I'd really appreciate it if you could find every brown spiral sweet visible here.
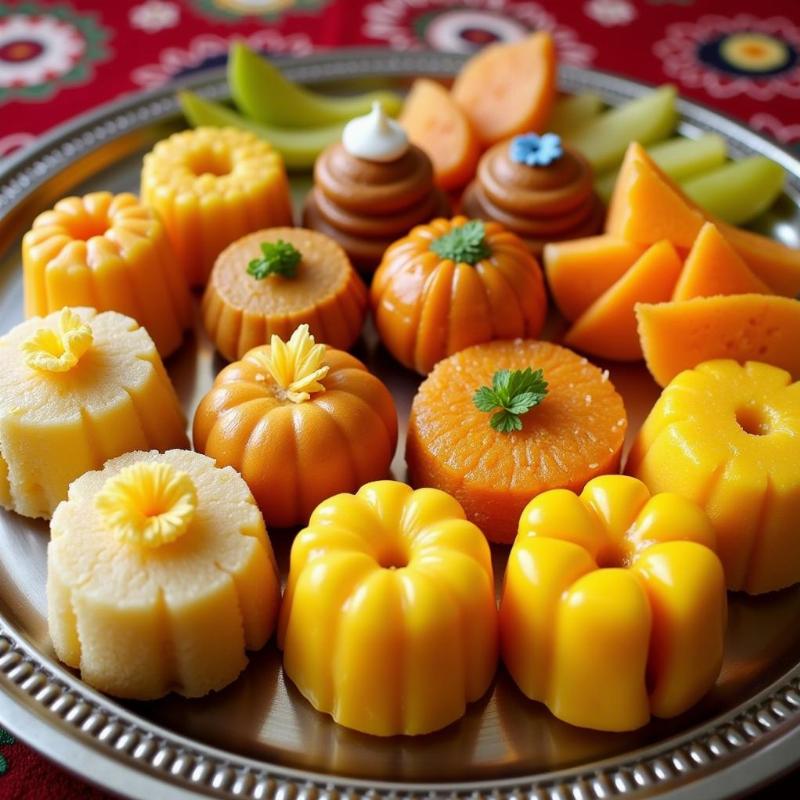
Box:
[303,142,450,273]
[462,139,603,256]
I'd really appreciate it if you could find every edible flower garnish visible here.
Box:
[473,367,549,433]
[22,308,94,373]
[429,219,491,265]
[259,324,329,404]
[247,239,302,279]
[510,132,563,167]
[96,462,198,548]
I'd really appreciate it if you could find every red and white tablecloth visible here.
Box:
[1,0,800,796]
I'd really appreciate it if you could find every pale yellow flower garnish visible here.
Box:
[22,308,94,373]
[260,324,330,404]
[95,462,198,548]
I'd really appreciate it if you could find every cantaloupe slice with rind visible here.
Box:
[673,223,770,300]
[636,294,800,387]
[564,240,683,361]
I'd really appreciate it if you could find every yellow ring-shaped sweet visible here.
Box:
[141,126,293,287]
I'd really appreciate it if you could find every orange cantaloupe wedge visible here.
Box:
[717,224,800,298]
[564,240,683,361]
[452,32,556,146]
[607,143,800,296]
[400,79,481,191]
[606,143,706,248]
[673,222,770,300]
[636,294,800,386]
[543,235,645,321]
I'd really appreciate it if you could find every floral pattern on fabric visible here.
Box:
[189,0,331,23]
[0,2,110,103]
[654,14,800,100]
[0,728,14,775]
[362,0,595,65]
[130,30,313,88]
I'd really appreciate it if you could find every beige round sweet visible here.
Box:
[48,448,281,699]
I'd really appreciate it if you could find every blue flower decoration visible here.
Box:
[509,132,563,167]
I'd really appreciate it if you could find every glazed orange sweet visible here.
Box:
[407,339,627,543]
[371,217,547,375]
[193,325,398,528]
[202,228,368,361]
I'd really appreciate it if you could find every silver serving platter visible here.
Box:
[1,49,800,800]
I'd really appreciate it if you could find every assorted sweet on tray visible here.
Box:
[48,448,280,698]
[193,325,398,527]
[303,102,450,272]
[22,192,192,358]
[141,125,293,286]
[0,307,188,520]
[2,34,800,741]
[202,226,367,361]
[461,133,603,256]
[371,216,546,374]
[628,360,800,595]
[501,475,726,732]
[278,480,498,736]
[407,340,627,543]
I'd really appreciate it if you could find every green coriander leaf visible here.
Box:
[491,410,523,433]
[473,385,501,412]
[247,239,302,280]
[429,220,492,265]
[473,367,549,434]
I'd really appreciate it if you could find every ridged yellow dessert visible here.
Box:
[48,448,281,699]
[141,126,293,287]
[628,359,800,594]
[278,480,498,736]
[22,192,192,358]
[0,308,188,519]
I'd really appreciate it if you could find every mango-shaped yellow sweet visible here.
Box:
[141,126,293,287]
[48,449,280,699]
[278,480,498,736]
[22,192,192,358]
[0,308,188,520]
[500,475,726,732]
[628,359,800,594]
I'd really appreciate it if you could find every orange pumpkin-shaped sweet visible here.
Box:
[193,325,398,528]
[371,216,547,375]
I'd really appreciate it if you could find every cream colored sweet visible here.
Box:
[0,308,188,519]
[48,448,281,699]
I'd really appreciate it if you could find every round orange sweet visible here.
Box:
[371,216,547,375]
[202,227,368,361]
[406,339,627,543]
[193,343,398,528]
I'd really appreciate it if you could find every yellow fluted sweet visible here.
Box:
[48,449,280,699]
[141,126,293,287]
[499,475,727,732]
[0,307,188,519]
[22,192,191,358]
[277,480,498,736]
[628,359,800,594]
